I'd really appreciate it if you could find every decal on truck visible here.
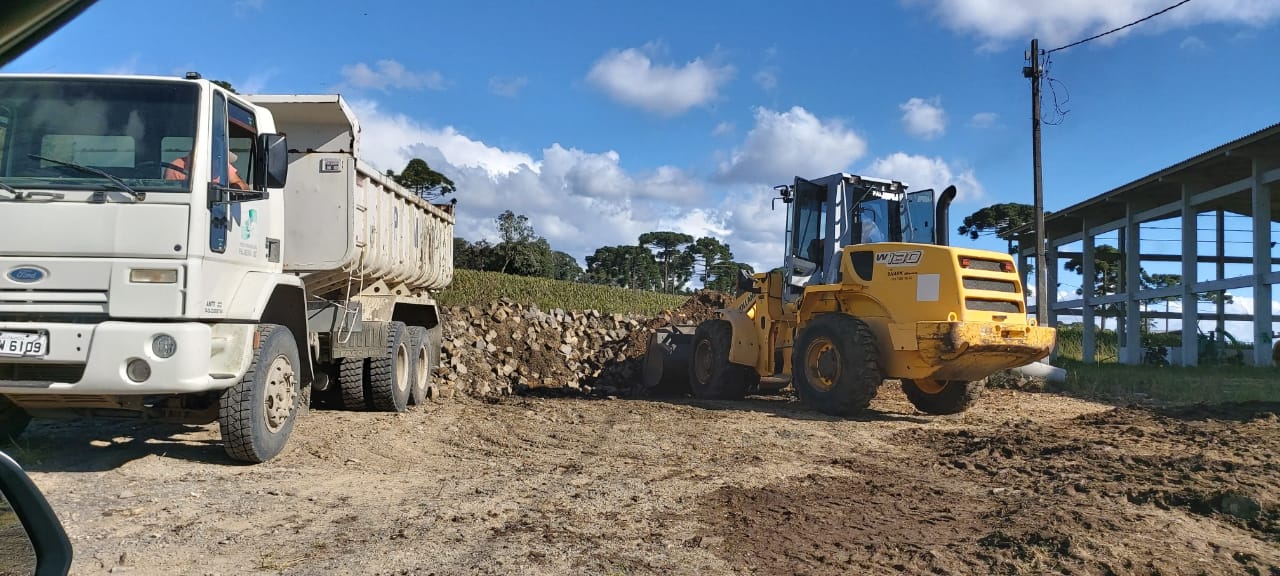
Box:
[875,250,923,267]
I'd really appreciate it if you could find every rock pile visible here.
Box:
[434,291,731,399]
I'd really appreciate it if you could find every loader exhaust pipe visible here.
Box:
[935,185,957,246]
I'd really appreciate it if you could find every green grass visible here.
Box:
[438,269,689,315]
[1052,362,1280,405]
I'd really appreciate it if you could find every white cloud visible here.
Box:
[900,96,947,140]
[864,152,985,203]
[101,55,141,75]
[586,43,734,115]
[1180,35,1208,51]
[718,106,868,184]
[754,67,778,91]
[969,112,999,128]
[711,121,735,137]
[234,0,264,16]
[237,69,277,94]
[911,0,1280,50]
[351,100,750,272]
[341,60,447,92]
[488,75,528,98]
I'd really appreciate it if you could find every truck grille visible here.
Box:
[962,277,1019,293]
[0,290,109,322]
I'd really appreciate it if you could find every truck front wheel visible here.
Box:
[219,324,301,463]
[0,396,30,442]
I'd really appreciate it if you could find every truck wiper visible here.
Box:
[0,181,18,199]
[26,154,145,201]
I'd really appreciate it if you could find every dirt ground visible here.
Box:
[8,386,1280,576]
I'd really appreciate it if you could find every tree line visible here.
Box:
[383,159,754,294]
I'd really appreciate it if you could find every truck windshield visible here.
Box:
[0,78,199,193]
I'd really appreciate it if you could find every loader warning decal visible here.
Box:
[875,249,923,267]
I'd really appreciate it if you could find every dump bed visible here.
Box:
[245,95,454,300]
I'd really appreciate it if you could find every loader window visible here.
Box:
[791,181,826,266]
[904,189,935,244]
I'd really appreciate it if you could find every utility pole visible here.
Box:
[1024,38,1048,326]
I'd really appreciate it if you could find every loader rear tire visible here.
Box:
[0,396,30,443]
[407,326,431,406]
[218,324,300,463]
[689,320,758,400]
[901,378,984,415]
[792,314,882,416]
[369,321,411,412]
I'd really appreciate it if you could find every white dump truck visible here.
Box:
[0,72,454,462]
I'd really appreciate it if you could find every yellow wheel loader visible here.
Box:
[643,173,1056,415]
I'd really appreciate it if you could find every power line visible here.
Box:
[1047,0,1194,54]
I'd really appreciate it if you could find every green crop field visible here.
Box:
[438,269,689,316]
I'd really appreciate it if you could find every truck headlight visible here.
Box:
[152,334,177,359]
[130,269,178,283]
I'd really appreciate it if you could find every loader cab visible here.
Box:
[780,173,943,301]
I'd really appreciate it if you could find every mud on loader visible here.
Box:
[643,173,1056,416]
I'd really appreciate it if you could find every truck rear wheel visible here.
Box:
[901,378,985,415]
[407,326,431,406]
[689,320,758,400]
[791,314,883,416]
[218,324,300,463]
[369,321,411,412]
[338,357,369,411]
[0,396,31,442]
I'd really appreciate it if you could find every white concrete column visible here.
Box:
[1082,220,1097,363]
[1181,183,1199,366]
[1046,245,1059,328]
[1253,158,1275,366]
[1125,203,1143,364]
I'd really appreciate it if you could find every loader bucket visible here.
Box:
[642,324,698,394]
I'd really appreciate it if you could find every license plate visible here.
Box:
[0,331,48,358]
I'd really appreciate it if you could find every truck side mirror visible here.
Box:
[0,450,72,576]
[255,133,288,190]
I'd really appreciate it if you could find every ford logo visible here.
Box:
[7,267,46,283]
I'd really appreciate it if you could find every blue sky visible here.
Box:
[5,0,1279,337]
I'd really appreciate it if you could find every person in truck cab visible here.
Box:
[164,149,248,190]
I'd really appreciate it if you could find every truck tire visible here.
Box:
[407,326,431,406]
[0,396,31,442]
[338,357,369,411]
[901,379,984,415]
[369,321,411,412]
[218,324,301,463]
[688,320,758,400]
[791,314,883,416]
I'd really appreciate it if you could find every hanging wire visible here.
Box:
[1047,0,1194,54]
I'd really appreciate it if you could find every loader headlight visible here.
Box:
[152,334,177,359]
[130,268,178,284]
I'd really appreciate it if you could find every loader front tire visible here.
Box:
[901,378,984,415]
[218,324,301,463]
[792,314,883,416]
[689,320,758,400]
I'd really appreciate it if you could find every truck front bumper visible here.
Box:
[0,321,218,395]
[914,321,1056,382]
